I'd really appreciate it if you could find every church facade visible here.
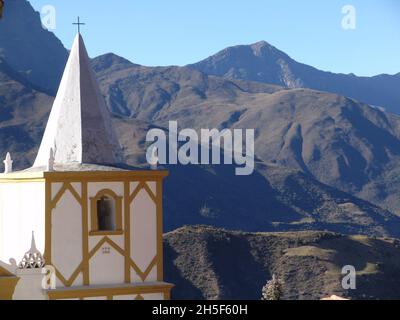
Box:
[0,33,173,300]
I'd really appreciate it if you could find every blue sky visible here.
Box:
[29,0,400,76]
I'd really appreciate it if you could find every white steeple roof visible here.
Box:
[33,33,122,168]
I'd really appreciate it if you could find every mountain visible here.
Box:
[164,226,400,300]
[0,58,53,168]
[92,53,282,120]
[114,109,400,238]
[3,47,400,238]
[0,0,68,93]
[188,41,400,114]
[92,54,400,217]
[2,2,400,239]
[3,55,400,237]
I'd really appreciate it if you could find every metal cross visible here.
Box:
[73,16,85,33]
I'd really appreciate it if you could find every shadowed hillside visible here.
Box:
[0,58,53,168]
[93,54,400,217]
[164,226,400,300]
[0,0,68,93]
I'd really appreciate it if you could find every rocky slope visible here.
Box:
[93,54,400,217]
[164,226,400,300]
[0,58,53,168]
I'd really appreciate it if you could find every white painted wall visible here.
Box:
[143,293,164,300]
[89,243,125,285]
[113,294,136,300]
[13,269,48,300]
[0,178,163,296]
[131,188,157,282]
[0,182,45,264]
[52,187,83,286]
[84,296,107,300]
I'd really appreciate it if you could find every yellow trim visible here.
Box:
[51,182,82,209]
[44,171,168,182]
[47,283,174,300]
[0,172,45,180]
[90,189,123,234]
[0,266,14,276]
[55,268,69,287]
[88,236,125,260]
[41,170,169,291]
[164,289,171,300]
[54,264,84,288]
[143,182,157,203]
[129,181,145,203]
[44,180,52,265]
[127,181,161,281]
[156,179,164,281]
[0,179,45,184]
[82,181,90,285]
[89,230,123,236]
[0,277,20,300]
[129,256,158,282]
[124,180,131,283]
[0,170,168,181]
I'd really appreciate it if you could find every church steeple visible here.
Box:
[33,33,122,168]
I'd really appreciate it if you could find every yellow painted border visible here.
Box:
[0,277,20,300]
[41,170,169,291]
[47,283,174,300]
[45,171,168,182]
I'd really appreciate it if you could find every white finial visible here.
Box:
[150,146,159,170]
[3,152,13,174]
[18,231,45,269]
[29,231,38,254]
[47,148,55,172]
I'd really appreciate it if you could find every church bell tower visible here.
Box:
[0,31,173,300]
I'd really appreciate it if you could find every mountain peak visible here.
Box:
[188,41,400,112]
[249,40,272,49]
[91,53,137,73]
[249,40,285,58]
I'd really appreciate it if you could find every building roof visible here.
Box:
[33,33,123,168]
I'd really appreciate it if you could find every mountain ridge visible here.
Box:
[2,1,400,239]
[188,40,400,113]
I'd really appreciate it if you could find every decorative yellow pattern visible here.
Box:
[50,182,82,209]
[47,283,173,300]
[47,177,163,288]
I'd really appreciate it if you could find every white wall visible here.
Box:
[0,175,167,300]
[13,269,48,300]
[52,186,83,286]
[131,188,157,282]
[0,182,45,264]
